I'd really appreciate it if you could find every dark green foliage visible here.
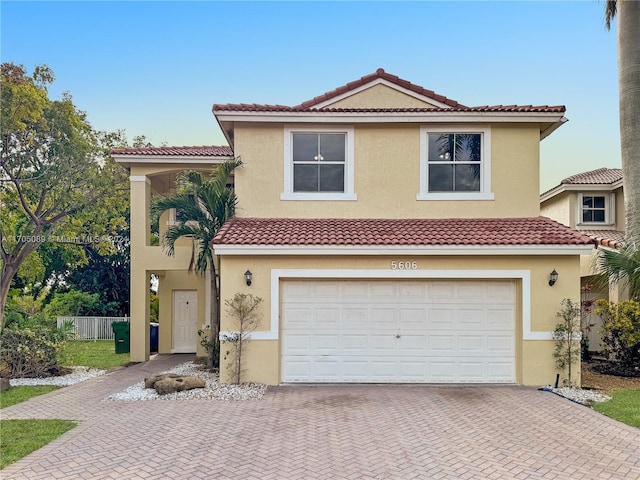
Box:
[596,299,640,368]
[0,326,69,378]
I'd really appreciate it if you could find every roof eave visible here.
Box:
[541,180,624,203]
[212,110,567,126]
[213,244,595,256]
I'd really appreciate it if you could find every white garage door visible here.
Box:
[281,280,516,383]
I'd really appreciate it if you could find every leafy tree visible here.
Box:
[0,63,129,330]
[605,1,640,232]
[43,290,101,322]
[152,158,242,367]
[552,298,582,387]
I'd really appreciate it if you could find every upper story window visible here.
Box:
[282,126,356,201]
[578,192,615,226]
[417,126,493,201]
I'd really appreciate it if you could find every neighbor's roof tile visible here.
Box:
[561,168,623,185]
[111,145,233,156]
[581,230,625,249]
[214,217,595,247]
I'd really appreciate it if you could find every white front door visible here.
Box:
[281,280,516,383]
[172,290,197,353]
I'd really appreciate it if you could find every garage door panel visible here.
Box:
[459,308,487,328]
[371,308,397,330]
[459,335,486,353]
[428,334,456,353]
[428,308,456,328]
[371,334,398,353]
[398,334,427,353]
[487,308,515,329]
[487,335,515,354]
[371,282,398,298]
[342,334,369,352]
[343,307,369,328]
[281,279,516,383]
[399,308,427,329]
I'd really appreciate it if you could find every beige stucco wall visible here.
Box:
[157,271,208,356]
[328,84,438,109]
[217,253,581,387]
[233,123,541,219]
[540,191,572,228]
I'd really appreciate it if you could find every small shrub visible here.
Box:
[553,298,582,386]
[0,327,68,378]
[595,299,640,368]
[221,293,262,385]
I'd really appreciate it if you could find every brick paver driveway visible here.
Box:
[2,354,639,480]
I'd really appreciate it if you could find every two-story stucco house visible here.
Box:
[115,69,595,386]
[540,167,626,350]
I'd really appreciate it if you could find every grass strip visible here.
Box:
[0,419,76,469]
[59,340,130,369]
[0,385,59,409]
[593,389,640,428]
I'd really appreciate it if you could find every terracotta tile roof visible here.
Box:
[296,68,464,109]
[214,217,595,247]
[212,103,566,114]
[212,68,565,114]
[581,230,625,249]
[111,145,233,156]
[561,168,623,186]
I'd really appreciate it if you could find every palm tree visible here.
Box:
[606,0,640,232]
[152,158,242,366]
[596,234,640,300]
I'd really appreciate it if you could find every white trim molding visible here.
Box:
[218,268,554,342]
[417,125,493,201]
[281,125,356,201]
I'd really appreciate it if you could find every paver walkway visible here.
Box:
[2,354,639,479]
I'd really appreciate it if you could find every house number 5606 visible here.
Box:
[390,261,417,270]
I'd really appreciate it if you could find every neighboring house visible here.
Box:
[116,68,595,386]
[540,167,626,351]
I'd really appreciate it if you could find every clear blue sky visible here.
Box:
[1,0,620,191]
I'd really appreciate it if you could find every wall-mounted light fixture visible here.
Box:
[244,270,253,286]
[548,269,558,287]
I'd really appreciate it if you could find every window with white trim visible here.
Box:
[418,126,493,201]
[578,192,615,225]
[282,126,355,201]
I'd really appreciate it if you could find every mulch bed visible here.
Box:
[581,359,640,395]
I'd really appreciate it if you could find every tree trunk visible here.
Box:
[0,263,17,333]
[619,0,640,232]
[209,256,220,368]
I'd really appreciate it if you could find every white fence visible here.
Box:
[57,316,130,341]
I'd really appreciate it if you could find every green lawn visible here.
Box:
[0,419,76,469]
[593,390,640,428]
[0,386,59,409]
[58,340,130,369]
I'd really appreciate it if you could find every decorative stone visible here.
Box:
[154,376,206,395]
[0,377,11,392]
[144,373,180,389]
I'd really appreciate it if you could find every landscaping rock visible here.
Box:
[144,373,180,389]
[0,377,11,392]
[154,376,206,395]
